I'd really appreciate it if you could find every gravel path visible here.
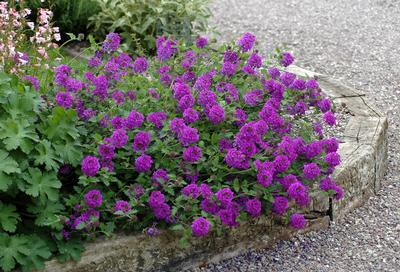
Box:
[193,0,400,271]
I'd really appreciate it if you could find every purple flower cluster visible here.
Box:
[149,191,171,220]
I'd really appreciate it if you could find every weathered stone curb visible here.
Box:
[44,67,388,272]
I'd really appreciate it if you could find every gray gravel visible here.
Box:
[193,0,400,271]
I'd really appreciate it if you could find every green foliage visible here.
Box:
[24,0,101,40]
[89,0,211,54]
[0,72,85,271]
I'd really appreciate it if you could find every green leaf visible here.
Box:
[54,140,82,166]
[0,150,20,175]
[23,168,61,202]
[44,107,80,141]
[27,201,64,229]
[0,233,30,272]
[33,140,60,170]
[0,119,38,153]
[0,173,13,192]
[0,202,20,233]
[22,235,52,270]
[56,237,84,262]
[233,179,240,193]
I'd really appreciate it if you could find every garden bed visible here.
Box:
[43,67,388,272]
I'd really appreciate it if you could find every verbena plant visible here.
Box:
[0,30,343,271]
[52,33,343,246]
[89,0,211,54]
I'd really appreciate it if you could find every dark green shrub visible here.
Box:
[89,0,211,54]
[24,0,100,40]
[0,72,85,272]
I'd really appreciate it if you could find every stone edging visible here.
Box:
[44,67,388,272]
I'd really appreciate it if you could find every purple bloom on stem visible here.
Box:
[195,37,208,48]
[318,98,331,113]
[135,154,153,172]
[183,146,202,162]
[81,156,100,176]
[279,72,296,87]
[323,111,336,126]
[306,79,319,89]
[247,53,263,68]
[272,196,289,215]
[201,199,219,214]
[207,104,225,124]
[225,148,249,169]
[325,152,341,167]
[274,155,290,173]
[182,183,201,199]
[245,199,262,217]
[290,213,307,229]
[111,129,128,148]
[111,116,125,129]
[268,67,280,79]
[219,138,233,152]
[324,138,339,153]
[224,50,239,63]
[178,94,195,111]
[84,189,102,208]
[152,169,169,183]
[102,32,121,53]
[56,92,73,108]
[178,126,199,146]
[149,191,165,209]
[221,61,237,77]
[112,90,125,105]
[281,52,294,67]
[133,57,148,73]
[216,188,234,207]
[183,108,200,124]
[303,163,321,180]
[154,203,171,220]
[132,131,151,152]
[257,169,273,187]
[147,112,167,129]
[114,200,131,213]
[192,217,210,237]
[23,75,40,91]
[237,32,256,52]
[98,144,115,160]
[125,111,145,130]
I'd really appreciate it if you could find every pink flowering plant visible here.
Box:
[50,32,343,246]
[0,1,60,75]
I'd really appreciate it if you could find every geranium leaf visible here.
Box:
[33,140,60,171]
[23,168,61,202]
[0,233,30,272]
[0,119,38,153]
[0,202,21,233]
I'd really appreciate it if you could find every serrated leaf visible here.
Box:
[33,140,60,170]
[0,119,38,153]
[56,237,84,262]
[27,201,64,229]
[0,172,13,192]
[44,107,80,141]
[23,168,61,202]
[0,202,20,233]
[0,233,30,272]
[0,150,20,175]
[23,235,52,270]
[54,140,82,166]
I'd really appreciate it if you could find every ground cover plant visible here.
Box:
[55,33,343,247]
[0,16,344,271]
